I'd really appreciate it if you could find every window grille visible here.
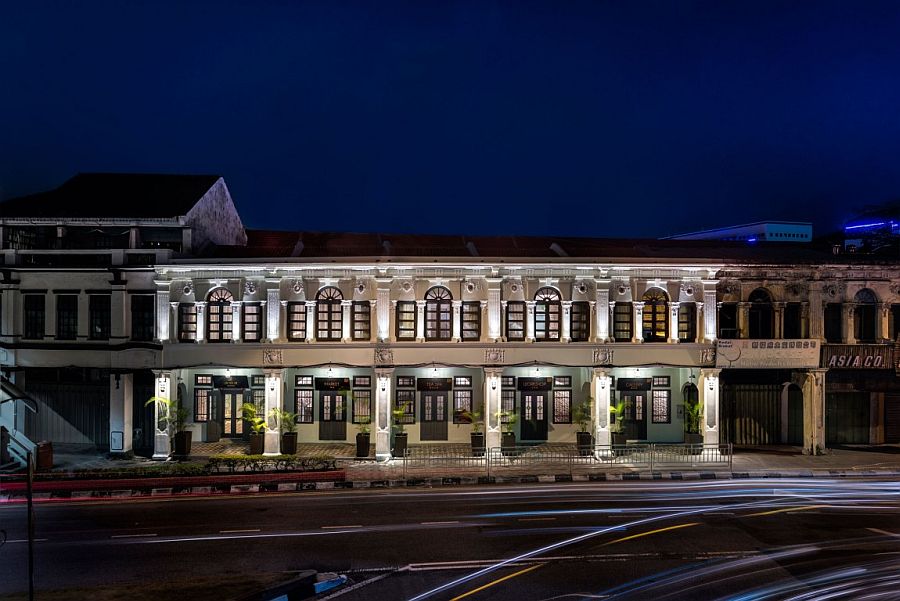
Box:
[395,390,416,423]
[295,389,314,423]
[453,389,473,423]
[352,389,372,423]
[552,389,572,423]
[652,389,670,423]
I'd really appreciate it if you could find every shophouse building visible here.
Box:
[2,174,899,467]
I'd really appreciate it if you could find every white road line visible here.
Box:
[421,521,459,525]
[111,533,158,539]
[6,538,48,543]
[518,517,556,522]
[220,528,261,533]
[868,527,900,538]
[321,525,363,529]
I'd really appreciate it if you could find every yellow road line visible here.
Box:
[449,563,544,601]
[601,522,700,547]
[745,505,821,517]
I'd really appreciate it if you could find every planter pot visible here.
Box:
[356,432,371,458]
[611,432,627,456]
[470,432,485,457]
[501,432,517,457]
[684,432,703,454]
[280,432,298,455]
[393,432,408,458]
[173,431,192,457]
[248,433,264,455]
[576,431,593,456]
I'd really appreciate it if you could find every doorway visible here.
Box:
[620,392,647,440]
[420,392,448,441]
[520,392,548,441]
[220,389,246,438]
[319,391,347,441]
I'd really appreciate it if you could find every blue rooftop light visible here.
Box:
[845,221,887,231]
[746,237,757,243]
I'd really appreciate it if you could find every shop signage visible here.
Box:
[616,378,652,391]
[417,378,453,391]
[716,339,819,369]
[822,344,893,369]
[212,375,250,388]
[315,377,351,391]
[517,377,553,391]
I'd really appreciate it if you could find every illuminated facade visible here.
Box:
[2,175,900,466]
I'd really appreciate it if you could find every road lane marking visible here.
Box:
[868,528,900,538]
[6,538,48,543]
[421,521,459,525]
[220,528,260,533]
[321,525,362,529]
[518,517,556,522]
[601,522,699,547]
[449,563,544,601]
[745,505,821,517]
[111,533,157,538]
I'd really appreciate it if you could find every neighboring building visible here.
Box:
[2,175,899,468]
[664,221,813,243]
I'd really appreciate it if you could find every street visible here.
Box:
[2,478,900,600]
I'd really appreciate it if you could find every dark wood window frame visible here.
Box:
[424,286,453,341]
[461,301,481,341]
[56,294,78,340]
[193,387,211,422]
[130,294,155,341]
[613,302,633,342]
[351,301,371,340]
[452,389,473,423]
[178,303,197,342]
[295,388,314,423]
[552,389,572,424]
[718,303,738,340]
[651,389,671,424]
[88,294,111,340]
[241,302,263,342]
[678,303,696,342]
[395,390,416,423]
[352,389,372,423]
[206,288,234,343]
[396,300,417,340]
[506,301,526,341]
[315,286,344,341]
[534,287,561,342]
[286,301,307,341]
[570,301,590,342]
[641,289,668,342]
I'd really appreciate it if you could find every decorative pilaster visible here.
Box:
[793,369,826,455]
[110,286,127,340]
[695,302,704,343]
[369,300,378,341]
[879,303,891,341]
[487,279,502,341]
[480,300,489,342]
[109,373,133,454]
[608,301,616,341]
[700,368,720,445]
[231,301,241,342]
[305,301,316,342]
[595,284,610,342]
[843,303,856,344]
[632,301,644,343]
[415,300,426,342]
[375,369,394,461]
[525,300,536,342]
[592,368,612,446]
[808,285,825,340]
[801,302,810,339]
[561,300,572,343]
[668,302,680,343]
[737,302,750,339]
[266,284,281,342]
[152,370,174,459]
[451,300,462,342]
[376,279,392,342]
[773,302,785,339]
[484,368,503,450]
[195,302,207,343]
[341,300,352,342]
[169,302,179,341]
[703,285,718,342]
[500,301,508,341]
[263,370,283,455]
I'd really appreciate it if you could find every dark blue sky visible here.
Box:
[3,1,900,238]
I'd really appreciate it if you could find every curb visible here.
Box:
[3,468,900,503]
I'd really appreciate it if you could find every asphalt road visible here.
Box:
[2,478,900,600]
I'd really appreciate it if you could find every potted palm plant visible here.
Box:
[499,410,518,456]
[683,394,704,449]
[355,418,371,458]
[573,397,594,456]
[145,396,192,457]
[609,398,628,448]
[270,408,298,455]
[392,408,408,458]
[459,407,484,457]
[242,402,266,455]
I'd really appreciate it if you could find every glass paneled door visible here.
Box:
[620,392,647,440]
[319,391,347,441]
[521,393,548,441]
[221,389,245,438]
[420,392,448,441]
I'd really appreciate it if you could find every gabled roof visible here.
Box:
[0,173,222,219]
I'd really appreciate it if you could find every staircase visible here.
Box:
[1,377,39,471]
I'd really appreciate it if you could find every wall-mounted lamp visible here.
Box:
[115,373,121,390]
[225,368,231,378]
[600,378,607,390]
[328,365,334,377]
[380,379,387,392]
[491,378,497,391]
[432,363,438,375]
[708,378,715,391]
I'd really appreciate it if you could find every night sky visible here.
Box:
[3,1,900,239]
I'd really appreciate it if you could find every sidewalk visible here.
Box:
[3,445,899,504]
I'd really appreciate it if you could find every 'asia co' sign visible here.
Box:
[821,344,894,369]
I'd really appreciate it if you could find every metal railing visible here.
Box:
[399,443,732,479]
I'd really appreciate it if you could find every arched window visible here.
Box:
[424,286,453,341]
[316,286,344,341]
[207,288,234,342]
[748,288,774,339]
[641,289,668,342]
[534,287,561,341]
[854,288,878,342]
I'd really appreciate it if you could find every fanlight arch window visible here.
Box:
[207,288,234,342]
[854,288,878,342]
[641,288,668,342]
[316,286,344,341]
[534,287,561,341]
[748,288,774,339]
[425,286,453,341]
